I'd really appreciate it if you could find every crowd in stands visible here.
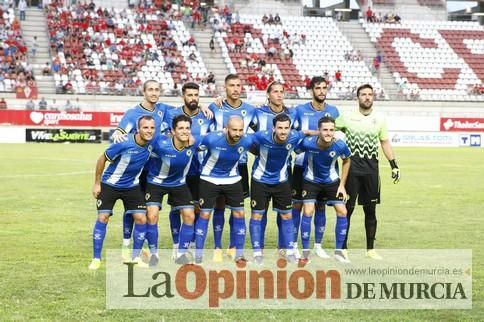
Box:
[0,5,37,93]
[24,96,82,111]
[366,7,401,24]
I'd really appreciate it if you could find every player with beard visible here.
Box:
[336,84,400,261]
[194,116,253,265]
[292,77,340,259]
[164,82,213,259]
[208,74,256,262]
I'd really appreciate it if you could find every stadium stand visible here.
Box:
[46,1,209,96]
[214,14,386,100]
[417,0,445,8]
[0,7,36,93]
[362,19,484,101]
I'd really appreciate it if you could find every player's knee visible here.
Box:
[292,202,302,211]
[200,212,211,219]
[251,213,262,220]
[133,213,147,224]
[232,209,245,218]
[97,213,110,223]
[335,205,347,217]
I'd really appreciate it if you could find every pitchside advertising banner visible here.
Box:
[26,129,102,143]
[389,131,483,148]
[440,117,484,132]
[0,109,124,127]
[105,249,472,310]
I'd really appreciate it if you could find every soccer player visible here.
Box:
[89,116,155,270]
[250,113,304,264]
[111,80,174,258]
[194,116,253,264]
[208,74,256,260]
[164,82,213,258]
[337,84,401,260]
[112,80,212,258]
[292,76,340,259]
[298,116,351,264]
[145,114,201,265]
[251,81,297,252]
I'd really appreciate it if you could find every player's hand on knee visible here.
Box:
[336,186,348,202]
[111,130,127,143]
[389,159,401,184]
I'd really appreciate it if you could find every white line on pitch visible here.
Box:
[0,171,93,178]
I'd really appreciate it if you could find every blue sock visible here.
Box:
[212,208,225,249]
[281,217,294,249]
[314,207,326,244]
[123,212,134,239]
[132,223,147,259]
[292,206,301,246]
[146,223,158,255]
[92,220,107,259]
[178,223,194,254]
[195,216,210,258]
[300,215,312,250]
[277,213,284,248]
[249,217,262,252]
[233,217,246,257]
[229,213,235,248]
[169,209,181,244]
[260,210,268,249]
[335,216,348,249]
[191,210,200,243]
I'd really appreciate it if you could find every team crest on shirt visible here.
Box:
[238,147,244,154]
[286,144,292,150]
[324,112,331,117]
[198,119,204,125]
[186,150,192,156]
[96,199,102,207]
[145,193,151,201]
[148,145,153,153]
[157,111,163,118]
[329,151,336,158]
[241,110,247,116]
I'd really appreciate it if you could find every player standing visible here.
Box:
[249,113,304,264]
[292,77,340,259]
[194,116,253,264]
[298,116,351,264]
[337,84,400,260]
[208,74,256,260]
[89,116,155,270]
[164,82,213,258]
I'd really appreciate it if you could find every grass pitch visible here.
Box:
[0,144,483,321]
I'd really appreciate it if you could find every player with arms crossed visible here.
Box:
[145,114,201,266]
[337,84,401,261]
[298,116,351,264]
[89,116,155,270]
[249,113,304,264]
[194,116,253,264]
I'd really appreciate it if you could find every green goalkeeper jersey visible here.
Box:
[336,110,388,175]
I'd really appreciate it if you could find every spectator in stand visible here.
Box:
[18,0,27,21]
[38,97,48,110]
[0,98,6,109]
[267,46,277,58]
[209,36,215,53]
[335,70,342,82]
[50,98,59,111]
[274,13,281,25]
[26,99,35,110]
[65,99,76,111]
[262,14,268,24]
[267,14,274,25]
[31,36,38,57]
[206,71,215,85]
[63,79,74,94]
[366,7,373,22]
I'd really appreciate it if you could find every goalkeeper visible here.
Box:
[336,84,401,261]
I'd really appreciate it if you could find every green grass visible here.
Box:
[0,144,483,321]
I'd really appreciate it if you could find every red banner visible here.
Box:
[16,86,39,99]
[440,117,484,132]
[0,109,124,127]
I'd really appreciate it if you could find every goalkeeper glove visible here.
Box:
[389,159,401,184]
